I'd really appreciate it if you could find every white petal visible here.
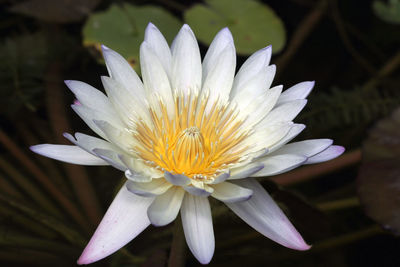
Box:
[202,28,234,84]
[229,163,264,180]
[277,81,315,105]
[101,76,149,125]
[164,172,192,186]
[210,171,230,184]
[93,148,127,171]
[144,23,172,77]
[140,42,174,115]
[120,154,161,180]
[93,120,135,152]
[245,122,293,152]
[171,24,202,96]
[231,46,272,98]
[252,154,307,177]
[30,144,107,166]
[271,139,333,157]
[241,85,283,128]
[305,145,345,164]
[71,104,122,140]
[124,169,152,183]
[184,186,213,197]
[65,80,113,112]
[202,44,236,111]
[233,66,277,108]
[63,132,121,156]
[126,179,172,197]
[211,182,253,203]
[258,99,307,127]
[101,45,146,100]
[181,194,214,264]
[77,184,153,264]
[226,179,310,250]
[147,186,185,226]
[268,124,306,153]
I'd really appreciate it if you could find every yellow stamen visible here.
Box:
[133,93,249,181]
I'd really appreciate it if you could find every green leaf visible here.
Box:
[82,3,181,72]
[184,0,286,55]
[373,0,400,24]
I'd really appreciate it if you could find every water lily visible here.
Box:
[31,23,344,264]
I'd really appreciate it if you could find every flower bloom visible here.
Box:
[31,23,344,264]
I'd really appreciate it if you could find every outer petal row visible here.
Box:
[78,184,154,264]
[226,179,310,250]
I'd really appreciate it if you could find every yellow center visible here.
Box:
[132,93,249,181]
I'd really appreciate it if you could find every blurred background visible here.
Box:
[1,0,400,266]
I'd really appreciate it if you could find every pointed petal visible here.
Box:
[101,76,149,125]
[268,124,306,153]
[64,80,113,113]
[305,145,345,164]
[92,148,127,171]
[77,184,153,264]
[63,132,122,158]
[147,187,185,226]
[238,85,283,128]
[183,186,213,197]
[101,45,146,100]
[259,99,307,127]
[211,182,253,203]
[226,179,310,250]
[71,104,122,140]
[126,179,172,197]
[181,194,215,264]
[271,139,333,157]
[210,171,230,184]
[229,163,264,180]
[119,154,161,180]
[252,154,307,177]
[231,46,272,98]
[144,23,172,77]
[124,169,153,183]
[202,27,233,84]
[93,120,135,152]
[140,42,174,115]
[171,24,202,96]
[30,144,107,166]
[277,81,315,105]
[164,172,192,186]
[202,43,236,111]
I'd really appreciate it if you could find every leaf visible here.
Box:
[9,0,100,23]
[373,0,400,24]
[82,3,181,72]
[357,107,400,234]
[184,0,286,54]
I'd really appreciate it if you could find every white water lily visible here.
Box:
[31,23,344,265]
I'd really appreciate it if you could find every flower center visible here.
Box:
[132,93,250,181]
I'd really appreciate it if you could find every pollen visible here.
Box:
[132,92,250,181]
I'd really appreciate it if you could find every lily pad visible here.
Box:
[82,3,181,72]
[373,0,400,24]
[184,0,286,55]
[357,107,400,234]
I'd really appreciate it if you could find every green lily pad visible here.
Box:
[373,0,400,24]
[357,107,400,234]
[184,0,286,55]
[82,3,181,72]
